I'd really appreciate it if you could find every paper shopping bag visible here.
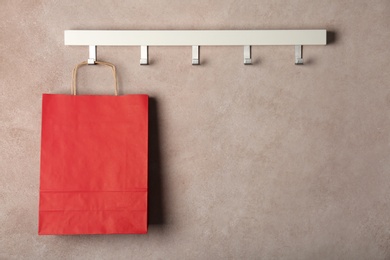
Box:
[39,61,148,235]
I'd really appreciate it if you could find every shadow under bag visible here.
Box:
[39,61,148,234]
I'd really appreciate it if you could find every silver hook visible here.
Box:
[88,45,97,65]
[295,45,303,65]
[244,45,252,65]
[192,45,199,65]
[140,45,148,65]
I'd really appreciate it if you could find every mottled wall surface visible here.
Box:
[1,1,390,259]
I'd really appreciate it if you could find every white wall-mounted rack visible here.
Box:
[64,30,327,65]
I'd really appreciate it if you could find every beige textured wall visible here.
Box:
[1,0,390,259]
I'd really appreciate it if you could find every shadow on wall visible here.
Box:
[327,31,337,45]
[148,97,165,226]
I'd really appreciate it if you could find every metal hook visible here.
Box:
[295,45,303,65]
[88,45,97,65]
[140,45,148,65]
[244,45,252,65]
[192,45,199,65]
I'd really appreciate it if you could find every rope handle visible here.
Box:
[71,61,118,96]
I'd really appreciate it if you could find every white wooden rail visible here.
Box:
[64,30,327,65]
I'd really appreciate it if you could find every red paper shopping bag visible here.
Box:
[39,61,148,235]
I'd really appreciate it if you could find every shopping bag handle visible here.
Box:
[71,61,119,96]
